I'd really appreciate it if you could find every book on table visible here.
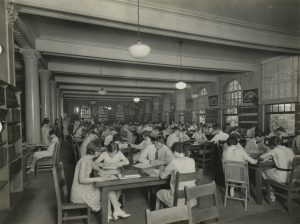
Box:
[122,169,141,178]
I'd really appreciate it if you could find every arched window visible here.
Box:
[196,87,208,108]
[81,105,91,118]
[225,80,241,106]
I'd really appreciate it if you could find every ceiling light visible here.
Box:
[98,88,107,95]
[175,41,186,90]
[90,101,96,104]
[133,80,140,102]
[191,93,199,98]
[0,45,4,55]
[108,107,111,110]
[134,98,140,102]
[128,0,151,59]
[153,100,159,106]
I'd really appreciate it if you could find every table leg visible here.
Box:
[101,187,109,224]
[255,167,263,205]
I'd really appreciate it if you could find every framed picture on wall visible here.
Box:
[186,100,193,109]
[209,95,218,107]
[243,89,258,103]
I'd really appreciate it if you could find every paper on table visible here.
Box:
[108,175,118,181]
[132,163,153,169]
[99,170,120,175]
[153,169,159,175]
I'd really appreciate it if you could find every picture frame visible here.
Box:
[243,89,258,103]
[209,95,218,107]
[186,100,193,109]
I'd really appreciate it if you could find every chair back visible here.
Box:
[184,181,220,223]
[146,202,192,224]
[173,169,203,206]
[51,143,59,167]
[288,157,300,187]
[218,140,226,159]
[223,160,248,185]
[52,162,68,211]
[185,144,204,157]
[204,141,214,152]
[56,139,62,166]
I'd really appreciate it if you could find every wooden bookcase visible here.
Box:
[238,106,259,134]
[0,80,23,224]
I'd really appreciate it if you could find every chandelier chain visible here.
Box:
[137,0,140,40]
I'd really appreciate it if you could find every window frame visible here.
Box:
[266,103,295,114]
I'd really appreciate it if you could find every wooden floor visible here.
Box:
[6,141,300,224]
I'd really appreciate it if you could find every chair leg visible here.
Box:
[87,207,91,224]
[58,209,62,224]
[266,181,271,205]
[245,187,248,211]
[287,190,292,213]
[224,183,228,206]
[155,197,161,211]
[147,188,151,206]
[35,165,38,180]
[63,211,68,224]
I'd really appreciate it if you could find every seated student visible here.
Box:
[179,128,190,142]
[267,125,279,138]
[188,122,197,133]
[246,124,256,138]
[112,134,128,149]
[131,131,152,151]
[137,124,143,134]
[80,131,98,157]
[223,137,258,197]
[150,126,161,138]
[41,118,51,145]
[208,123,218,135]
[72,142,130,221]
[277,127,289,143]
[123,126,134,144]
[74,124,85,142]
[139,136,174,165]
[245,130,270,154]
[104,131,118,146]
[202,124,209,134]
[291,134,300,155]
[27,130,58,173]
[210,126,229,146]
[166,127,181,148]
[224,123,232,135]
[156,142,197,207]
[142,124,153,133]
[162,125,172,139]
[192,128,208,144]
[260,136,295,201]
[101,126,111,139]
[230,126,241,139]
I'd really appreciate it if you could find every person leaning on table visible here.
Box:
[260,136,295,202]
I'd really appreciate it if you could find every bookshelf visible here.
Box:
[0,80,23,224]
[238,106,258,135]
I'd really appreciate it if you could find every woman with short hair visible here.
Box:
[41,118,51,145]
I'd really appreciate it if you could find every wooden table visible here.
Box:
[184,143,205,156]
[217,209,299,224]
[94,166,169,224]
[248,153,275,205]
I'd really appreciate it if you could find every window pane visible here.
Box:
[285,104,290,112]
[291,103,295,111]
[273,105,278,112]
[226,116,238,126]
[267,105,272,112]
[279,104,284,112]
[270,114,295,135]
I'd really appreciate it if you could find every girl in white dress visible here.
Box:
[260,136,295,201]
[131,131,152,162]
[41,118,51,145]
[156,142,197,207]
[94,143,130,221]
[27,130,58,173]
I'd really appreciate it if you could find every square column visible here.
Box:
[39,70,51,120]
[50,80,57,124]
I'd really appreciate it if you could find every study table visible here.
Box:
[248,153,275,205]
[94,166,169,224]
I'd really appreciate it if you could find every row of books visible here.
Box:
[8,144,16,162]
[7,126,21,142]
[9,157,22,180]
[0,147,7,167]
[0,86,5,104]
[7,108,21,123]
[0,108,8,122]
[6,88,18,106]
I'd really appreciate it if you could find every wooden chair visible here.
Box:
[146,202,192,224]
[194,142,214,173]
[35,140,61,180]
[266,157,300,212]
[184,181,220,223]
[52,162,93,224]
[155,169,203,210]
[223,160,250,211]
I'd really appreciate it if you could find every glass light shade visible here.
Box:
[133,98,140,102]
[74,106,79,114]
[175,81,186,89]
[98,88,107,95]
[108,107,111,110]
[128,41,151,59]
[90,101,96,104]
[191,93,199,98]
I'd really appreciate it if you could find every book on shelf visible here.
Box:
[0,108,8,122]
[0,86,5,104]
[6,88,18,106]
[9,157,22,179]
[0,147,7,167]
[8,144,16,162]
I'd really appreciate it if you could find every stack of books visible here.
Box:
[122,169,141,179]
[0,108,8,122]
[7,109,20,123]
[7,125,21,141]
[6,88,18,107]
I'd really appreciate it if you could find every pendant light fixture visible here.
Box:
[175,41,186,89]
[191,70,199,98]
[128,0,151,59]
[98,61,107,95]
[133,80,140,102]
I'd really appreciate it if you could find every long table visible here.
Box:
[94,166,169,224]
[248,153,275,205]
